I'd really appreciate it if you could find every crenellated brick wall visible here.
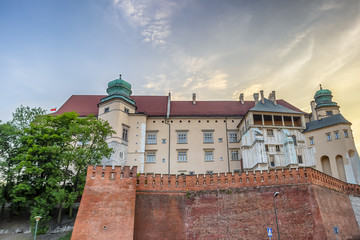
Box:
[71,166,137,240]
[72,166,360,239]
[136,167,360,196]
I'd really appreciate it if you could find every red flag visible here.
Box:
[50,108,57,112]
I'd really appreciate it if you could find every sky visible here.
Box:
[0,0,360,149]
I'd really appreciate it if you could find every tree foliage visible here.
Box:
[0,107,114,234]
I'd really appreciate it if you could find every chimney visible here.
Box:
[260,90,264,104]
[253,93,259,104]
[239,93,244,104]
[192,93,196,105]
[310,100,318,121]
[268,92,274,101]
[166,92,171,119]
[272,91,277,105]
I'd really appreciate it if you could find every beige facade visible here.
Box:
[55,78,360,184]
[303,87,360,184]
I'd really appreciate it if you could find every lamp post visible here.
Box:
[34,216,42,240]
[273,192,280,240]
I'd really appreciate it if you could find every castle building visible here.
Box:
[303,86,360,184]
[54,77,360,184]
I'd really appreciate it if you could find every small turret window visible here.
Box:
[326,133,332,141]
[326,111,333,116]
[104,107,109,113]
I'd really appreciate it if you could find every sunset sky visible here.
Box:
[1,0,359,149]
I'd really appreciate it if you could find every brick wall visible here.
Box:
[71,166,137,240]
[72,166,360,239]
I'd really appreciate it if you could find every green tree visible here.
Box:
[0,106,46,216]
[12,112,114,231]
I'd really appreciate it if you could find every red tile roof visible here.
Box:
[170,101,255,116]
[52,95,303,117]
[53,95,105,117]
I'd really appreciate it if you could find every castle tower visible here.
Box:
[311,85,340,120]
[98,75,136,167]
[304,86,360,184]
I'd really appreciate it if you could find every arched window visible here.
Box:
[321,155,332,176]
[336,155,346,182]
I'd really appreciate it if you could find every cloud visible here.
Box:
[113,0,177,46]
[278,32,307,58]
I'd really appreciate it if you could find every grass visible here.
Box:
[57,231,72,240]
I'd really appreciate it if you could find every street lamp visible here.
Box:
[34,216,42,240]
[273,192,280,240]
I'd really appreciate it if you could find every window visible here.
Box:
[298,155,303,164]
[344,130,349,138]
[276,145,281,152]
[146,152,156,163]
[104,107,109,113]
[326,133,332,141]
[162,139,166,144]
[334,131,340,139]
[231,150,239,161]
[124,107,129,114]
[269,155,275,167]
[119,152,124,159]
[326,111,333,116]
[203,132,213,143]
[146,133,157,144]
[204,151,214,162]
[265,145,269,152]
[291,135,297,146]
[218,138,223,143]
[267,129,274,137]
[229,132,238,142]
[309,137,314,145]
[189,171,195,175]
[177,132,188,144]
[206,170,213,175]
[178,151,187,162]
[122,127,128,141]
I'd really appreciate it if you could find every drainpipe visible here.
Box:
[225,117,230,172]
[165,92,171,175]
[165,119,171,175]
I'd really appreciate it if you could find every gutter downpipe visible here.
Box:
[166,92,171,175]
[225,117,230,172]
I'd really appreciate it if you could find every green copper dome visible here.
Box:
[100,75,135,105]
[314,85,337,109]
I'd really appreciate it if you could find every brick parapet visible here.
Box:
[87,165,137,181]
[307,168,360,196]
[135,167,360,196]
[84,166,360,196]
[136,168,310,192]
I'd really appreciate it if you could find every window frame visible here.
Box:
[230,150,239,161]
[229,132,238,143]
[326,133,332,141]
[203,132,214,143]
[146,132,157,144]
[177,151,187,162]
[177,132,188,144]
[146,151,156,163]
[122,126,129,141]
[204,150,214,162]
